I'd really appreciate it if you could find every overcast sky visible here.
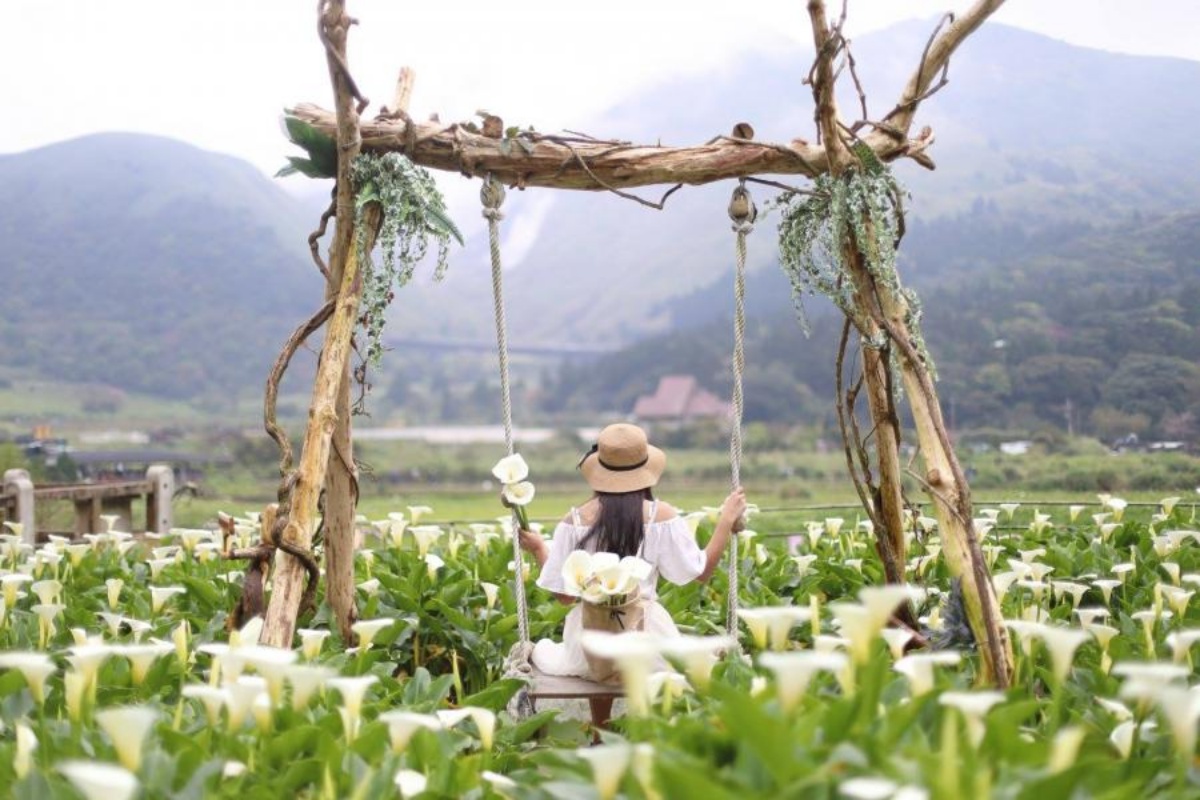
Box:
[5,0,1198,180]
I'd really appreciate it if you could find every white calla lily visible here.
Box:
[659,634,734,690]
[117,642,173,685]
[0,651,56,704]
[105,578,123,609]
[14,723,36,778]
[939,690,1005,747]
[379,710,442,753]
[183,684,228,724]
[149,585,186,614]
[580,631,660,715]
[480,581,500,610]
[1031,625,1090,686]
[577,743,632,800]
[839,777,899,800]
[491,453,530,484]
[410,525,443,558]
[58,761,139,800]
[894,651,961,696]
[1153,686,1200,761]
[502,481,536,507]
[759,650,848,711]
[95,705,158,771]
[737,606,812,651]
[1048,725,1087,774]
[286,664,335,710]
[351,618,394,650]
[394,768,429,799]
[297,628,331,660]
[327,675,377,739]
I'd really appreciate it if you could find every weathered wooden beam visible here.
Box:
[287,2,1001,194]
[288,102,832,190]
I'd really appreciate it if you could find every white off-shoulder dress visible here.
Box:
[532,501,707,677]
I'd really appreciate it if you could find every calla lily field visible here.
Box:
[1,494,1200,798]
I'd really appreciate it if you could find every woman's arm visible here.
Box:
[519,529,576,605]
[696,487,747,583]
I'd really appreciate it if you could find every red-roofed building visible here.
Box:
[632,375,732,425]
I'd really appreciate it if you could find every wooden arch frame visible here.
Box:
[261,0,1015,688]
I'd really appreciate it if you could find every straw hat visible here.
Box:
[578,423,666,493]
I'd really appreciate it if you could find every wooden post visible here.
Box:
[325,68,415,645]
[145,464,175,534]
[100,497,134,534]
[73,496,102,537]
[2,469,35,545]
[261,215,372,647]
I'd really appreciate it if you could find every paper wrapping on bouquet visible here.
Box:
[581,587,647,684]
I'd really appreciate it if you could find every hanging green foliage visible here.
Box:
[351,152,464,366]
[773,148,933,374]
[275,116,465,368]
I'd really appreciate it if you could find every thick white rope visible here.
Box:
[726,181,754,637]
[481,176,532,654]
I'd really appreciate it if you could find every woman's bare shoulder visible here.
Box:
[652,500,679,522]
[565,498,600,526]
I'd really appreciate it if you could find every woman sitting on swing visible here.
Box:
[518,422,746,728]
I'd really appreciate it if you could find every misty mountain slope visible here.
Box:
[4,20,1200,409]
[546,208,1200,436]
[0,133,323,401]
[388,21,1200,352]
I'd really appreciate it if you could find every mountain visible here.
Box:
[385,20,1200,353]
[0,133,324,404]
[543,209,1200,440]
[3,21,1200,422]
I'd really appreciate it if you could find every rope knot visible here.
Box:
[482,208,505,222]
[728,182,757,226]
[731,221,755,235]
[480,176,506,214]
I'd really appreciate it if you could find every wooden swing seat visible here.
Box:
[527,667,623,700]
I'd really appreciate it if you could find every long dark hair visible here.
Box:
[579,488,654,558]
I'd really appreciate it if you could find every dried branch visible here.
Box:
[559,139,684,210]
[318,0,369,114]
[806,0,851,168]
[844,42,869,123]
[742,176,813,195]
[308,192,336,283]
[865,0,1006,153]
[835,318,880,532]
[264,300,336,477]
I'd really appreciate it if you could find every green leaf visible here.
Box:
[709,682,798,788]
[180,574,223,608]
[498,709,558,746]
[281,115,337,179]
[276,156,327,180]
[266,724,322,762]
[423,202,464,245]
[656,753,742,800]
[460,678,523,711]
[356,180,380,210]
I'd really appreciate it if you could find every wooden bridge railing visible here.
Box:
[1,465,174,544]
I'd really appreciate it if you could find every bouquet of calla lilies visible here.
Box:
[562,550,652,607]
[491,454,535,529]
